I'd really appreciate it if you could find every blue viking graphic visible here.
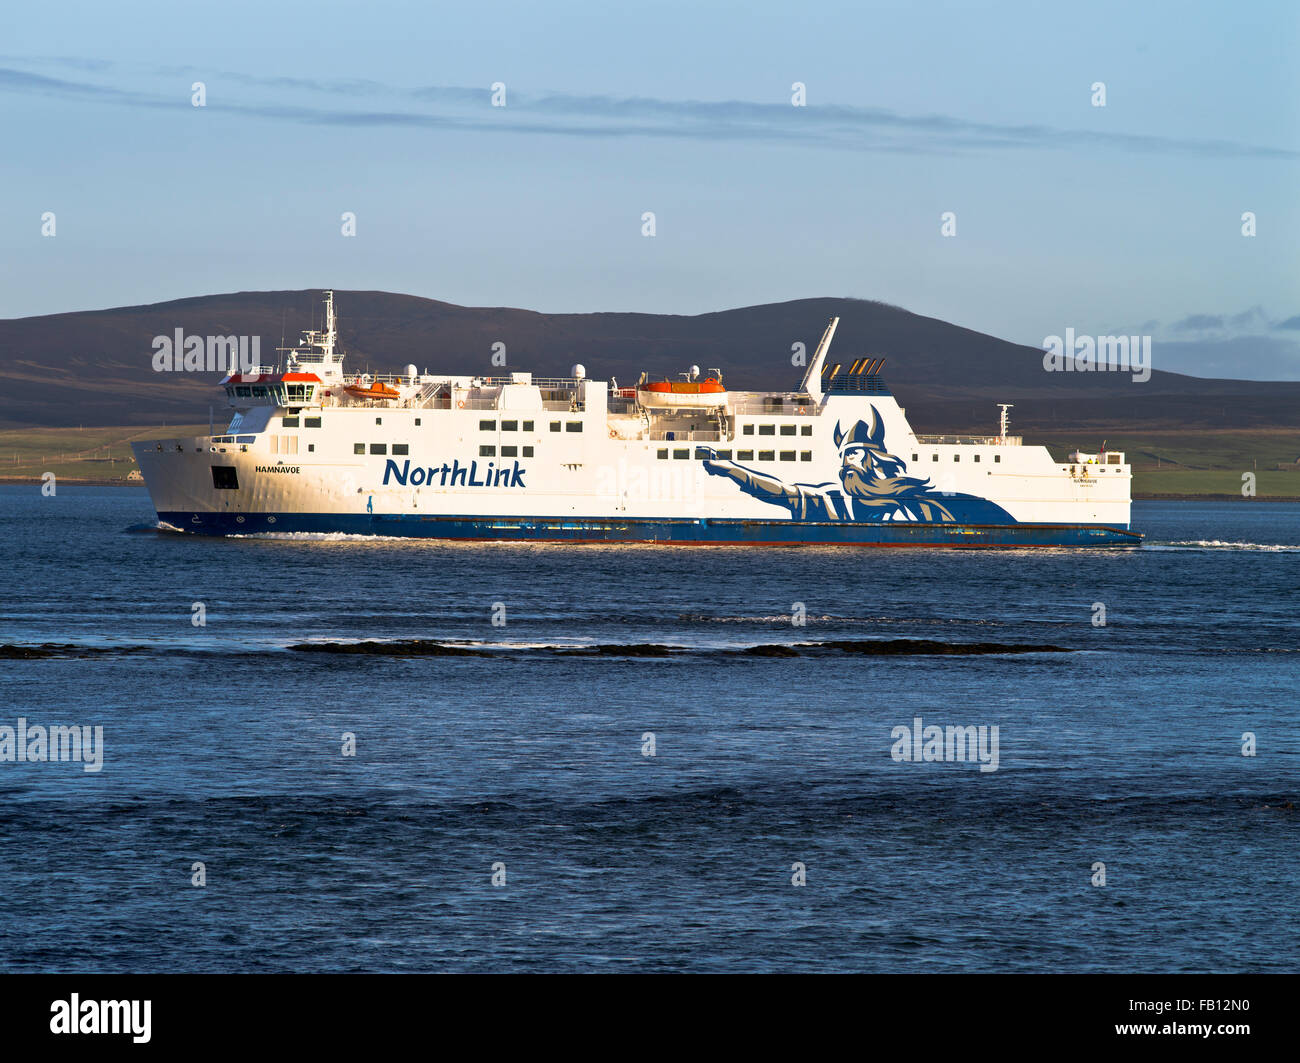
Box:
[700,406,1015,523]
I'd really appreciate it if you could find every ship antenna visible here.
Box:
[998,403,1013,442]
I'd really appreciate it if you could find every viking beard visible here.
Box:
[840,463,935,503]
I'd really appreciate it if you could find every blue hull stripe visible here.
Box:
[157,512,1142,547]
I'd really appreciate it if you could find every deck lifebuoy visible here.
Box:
[609,427,618,438]
[457,400,465,409]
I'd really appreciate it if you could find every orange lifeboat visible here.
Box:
[636,373,728,409]
[344,380,402,402]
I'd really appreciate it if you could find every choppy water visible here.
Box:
[0,488,1296,972]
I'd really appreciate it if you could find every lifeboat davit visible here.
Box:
[636,377,728,409]
[344,380,402,402]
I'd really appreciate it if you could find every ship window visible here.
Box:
[912,454,918,462]
[673,449,689,459]
[370,443,387,455]
[717,450,732,460]
[738,450,754,461]
[308,444,315,453]
[550,421,561,432]
[973,454,980,463]
[211,466,239,490]
[501,445,518,457]
[694,447,711,459]
[282,417,300,428]
[414,418,421,426]
[523,446,535,457]
[354,443,365,454]
[480,445,495,456]
[501,420,518,432]
[305,417,322,428]
[932,454,939,462]
[657,449,668,459]
[953,454,960,462]
[994,455,1001,463]
[236,435,255,444]
[801,425,812,436]
[393,444,409,455]
[566,422,583,433]
[780,450,796,461]
[375,417,382,425]
[758,450,775,461]
[780,425,796,436]
[800,451,812,462]
[759,424,775,436]
[480,420,495,431]
[523,421,534,432]
[743,424,754,435]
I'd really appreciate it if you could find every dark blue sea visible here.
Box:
[0,487,1296,972]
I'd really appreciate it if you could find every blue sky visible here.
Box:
[1,0,1298,377]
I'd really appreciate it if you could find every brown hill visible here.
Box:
[2,289,1297,434]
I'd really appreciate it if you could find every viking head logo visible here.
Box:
[833,407,950,517]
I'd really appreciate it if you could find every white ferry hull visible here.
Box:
[131,295,1141,548]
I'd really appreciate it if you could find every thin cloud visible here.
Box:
[1,58,1297,161]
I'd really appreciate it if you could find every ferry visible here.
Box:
[131,291,1141,546]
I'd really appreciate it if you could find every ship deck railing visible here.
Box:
[914,434,1023,446]
[646,430,724,442]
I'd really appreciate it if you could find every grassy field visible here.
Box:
[1,424,1297,497]
[1028,429,1300,498]
[0,425,208,483]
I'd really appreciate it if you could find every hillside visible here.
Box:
[2,289,1298,435]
